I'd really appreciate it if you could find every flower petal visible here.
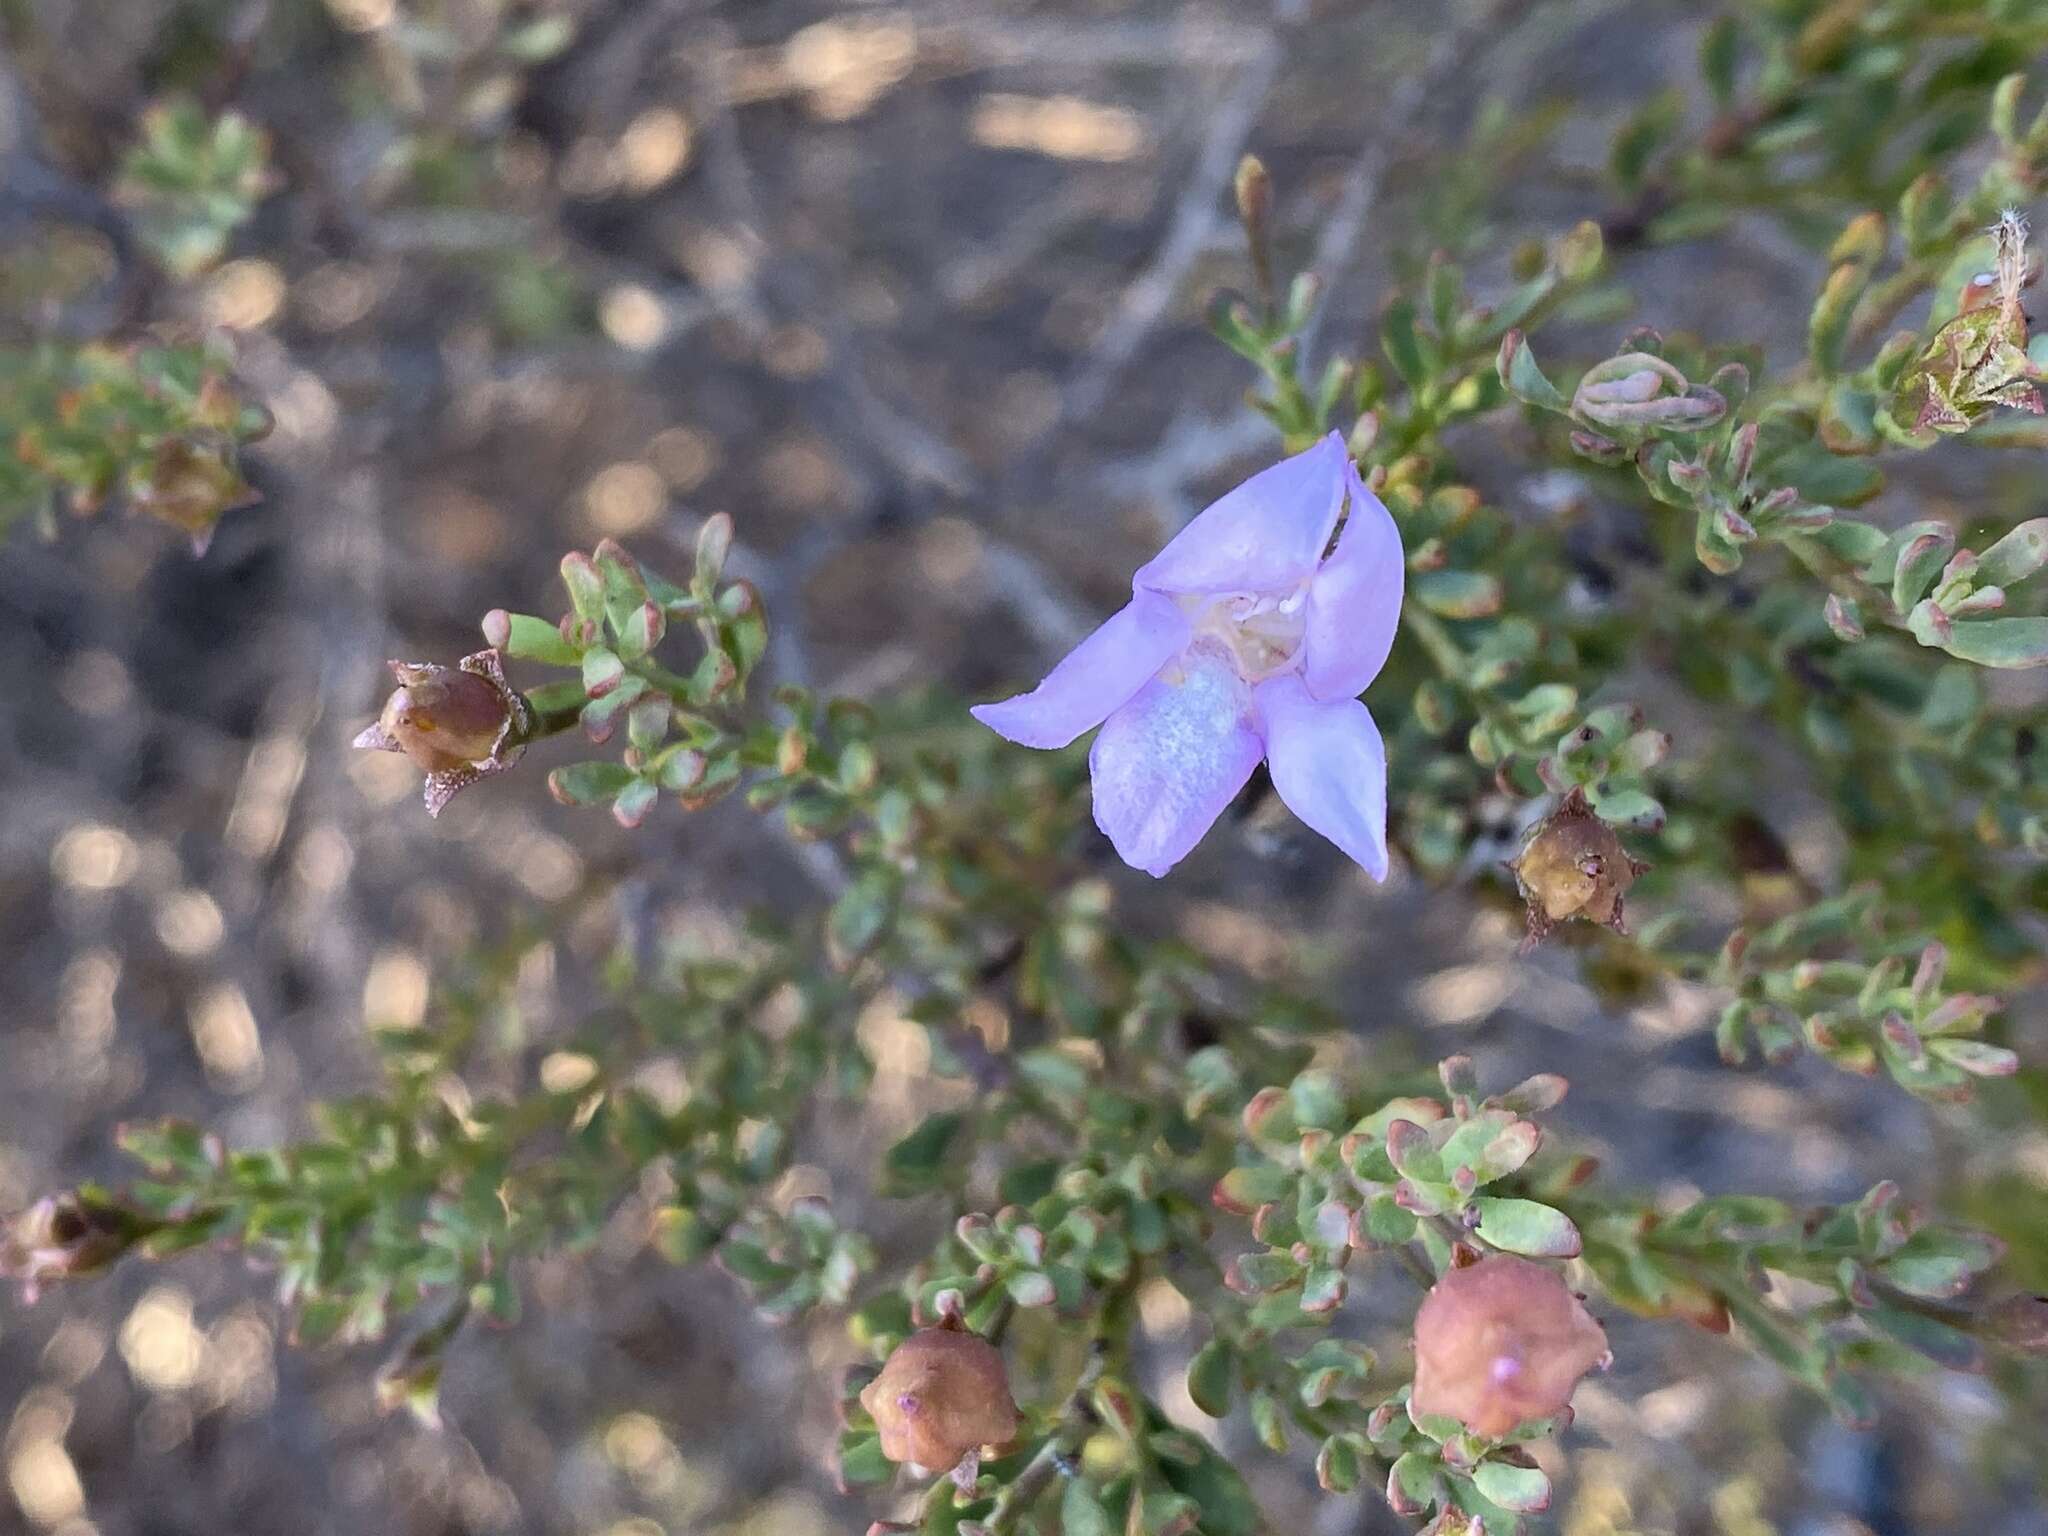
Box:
[1133,433,1349,596]
[1255,673,1389,879]
[1302,460,1404,701]
[970,589,1190,749]
[1090,643,1263,876]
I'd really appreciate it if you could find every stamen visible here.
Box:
[1176,585,1309,682]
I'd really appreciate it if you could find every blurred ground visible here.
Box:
[2,2,2044,1534]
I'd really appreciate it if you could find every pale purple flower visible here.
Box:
[972,433,1403,877]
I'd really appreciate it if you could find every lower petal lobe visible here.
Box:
[1254,673,1389,879]
[1089,643,1263,877]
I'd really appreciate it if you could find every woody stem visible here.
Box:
[983,1347,1107,1534]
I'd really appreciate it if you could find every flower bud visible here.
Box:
[1507,788,1648,950]
[1570,349,1729,442]
[1410,1254,1608,1439]
[1823,593,1865,641]
[352,650,533,816]
[858,1326,1019,1473]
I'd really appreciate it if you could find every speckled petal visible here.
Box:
[1088,644,1263,876]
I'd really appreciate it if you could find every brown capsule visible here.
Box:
[858,1326,1019,1474]
[352,649,532,816]
[1410,1254,1609,1439]
[1507,787,1648,952]
[127,438,261,554]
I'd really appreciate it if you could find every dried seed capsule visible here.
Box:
[352,649,533,816]
[858,1326,1019,1474]
[1507,787,1648,951]
[375,668,512,773]
[1410,1254,1609,1439]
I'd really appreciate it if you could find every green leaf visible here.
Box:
[1866,1305,1982,1371]
[611,778,658,829]
[1809,262,1868,376]
[615,601,665,660]
[836,1430,893,1488]
[1415,570,1504,620]
[1881,1228,2003,1298]
[581,646,626,697]
[1360,1193,1419,1246]
[1886,522,1956,612]
[1471,1459,1552,1513]
[1381,297,1428,389]
[1939,617,2048,668]
[1186,1339,1235,1417]
[1926,1038,2019,1076]
[488,611,580,665]
[1773,446,1884,506]
[1806,517,1890,564]
[560,552,605,621]
[1722,1288,1828,1388]
[1588,787,1663,829]
[547,761,636,806]
[827,868,898,963]
[882,1112,965,1195]
[1212,1163,1292,1213]
[692,511,733,594]
[1497,330,1568,412]
[1299,1265,1347,1314]
[1005,1269,1056,1308]
[1061,1480,1117,1536]
[1227,1251,1303,1295]
[1388,1450,1441,1514]
[1610,89,1683,191]
[1974,518,2048,588]
[1471,1197,1582,1257]
[1156,1426,1261,1536]
[1288,1069,1347,1131]
[1700,15,1739,105]
[1316,1433,1365,1493]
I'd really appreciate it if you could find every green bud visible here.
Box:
[1828,211,1886,269]
[1809,262,1869,376]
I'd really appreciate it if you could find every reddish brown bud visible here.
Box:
[352,650,532,817]
[1410,1254,1608,1439]
[1507,788,1646,951]
[858,1327,1019,1473]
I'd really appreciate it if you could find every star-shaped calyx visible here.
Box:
[352,648,535,816]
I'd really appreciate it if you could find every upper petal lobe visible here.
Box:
[1302,460,1404,701]
[1255,673,1390,879]
[1090,644,1264,876]
[1133,433,1349,597]
[970,589,1190,749]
